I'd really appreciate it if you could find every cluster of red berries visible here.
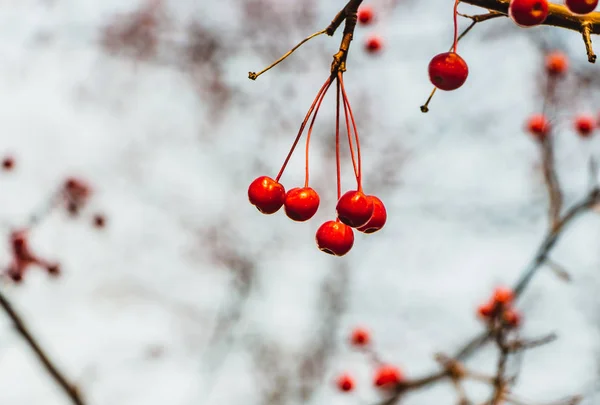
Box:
[357,6,384,54]
[335,327,404,393]
[248,72,387,256]
[477,287,521,328]
[509,0,597,28]
[6,230,60,282]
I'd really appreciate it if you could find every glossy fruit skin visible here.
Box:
[365,35,383,53]
[284,187,320,221]
[428,52,469,91]
[374,365,403,388]
[350,327,370,346]
[336,191,374,228]
[574,114,595,137]
[565,0,598,15]
[357,196,387,233]
[545,51,568,76]
[316,220,355,256]
[526,114,550,141]
[336,373,355,392]
[248,176,285,214]
[358,6,374,24]
[509,0,549,27]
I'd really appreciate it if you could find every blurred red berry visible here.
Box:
[64,177,92,215]
[316,220,354,256]
[503,308,522,328]
[566,0,598,14]
[350,327,370,346]
[2,156,14,171]
[477,301,495,319]
[526,114,550,140]
[374,365,403,388]
[93,214,107,228]
[248,176,285,214]
[428,52,469,91]
[493,287,514,306]
[365,35,383,53]
[358,6,375,25]
[574,114,595,137]
[336,373,355,392]
[545,51,568,76]
[509,0,549,27]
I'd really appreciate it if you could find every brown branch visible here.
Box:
[541,136,563,229]
[0,288,85,405]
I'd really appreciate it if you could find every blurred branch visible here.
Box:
[541,136,563,229]
[0,289,85,405]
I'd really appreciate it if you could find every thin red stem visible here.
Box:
[339,75,364,193]
[338,72,360,183]
[453,0,460,52]
[304,79,333,188]
[276,77,333,183]
[336,77,342,201]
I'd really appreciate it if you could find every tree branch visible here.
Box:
[0,289,85,405]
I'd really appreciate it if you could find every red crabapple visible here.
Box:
[284,187,320,222]
[477,301,495,319]
[545,51,568,76]
[574,114,595,137]
[493,287,514,306]
[358,6,375,25]
[565,0,598,14]
[316,220,354,256]
[428,52,469,91]
[509,0,549,27]
[526,114,550,140]
[365,35,383,53]
[336,373,355,392]
[503,308,522,328]
[357,195,387,234]
[374,365,403,388]
[336,190,374,228]
[350,327,370,346]
[248,176,285,214]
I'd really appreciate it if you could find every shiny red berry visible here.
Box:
[428,52,469,91]
[316,220,354,256]
[526,114,550,140]
[374,365,403,388]
[336,191,374,228]
[509,0,549,27]
[248,176,285,214]
[565,0,598,14]
[545,51,568,76]
[284,187,320,222]
[336,373,355,392]
[357,196,387,234]
[358,6,375,25]
[365,35,383,53]
[574,114,595,137]
[350,327,370,346]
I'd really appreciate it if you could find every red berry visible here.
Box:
[358,6,375,25]
[493,287,514,306]
[316,220,354,256]
[248,176,285,215]
[526,114,550,140]
[2,156,14,171]
[357,196,387,234]
[503,309,522,328]
[509,0,549,27]
[93,214,106,228]
[574,114,595,137]
[350,327,370,346]
[477,301,495,319]
[336,373,355,392]
[336,191,374,228]
[565,0,598,14]
[46,263,61,277]
[545,51,568,76]
[374,365,403,388]
[428,52,469,91]
[365,35,383,53]
[284,187,320,222]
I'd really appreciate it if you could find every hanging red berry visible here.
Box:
[365,34,383,53]
[509,0,549,27]
[350,327,370,346]
[545,51,569,76]
[316,220,354,256]
[526,114,551,141]
[374,365,403,388]
[428,52,469,91]
[336,190,374,228]
[248,176,286,214]
[357,195,387,233]
[283,187,320,221]
[358,6,375,25]
[565,0,598,15]
[574,114,595,138]
[336,373,355,392]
